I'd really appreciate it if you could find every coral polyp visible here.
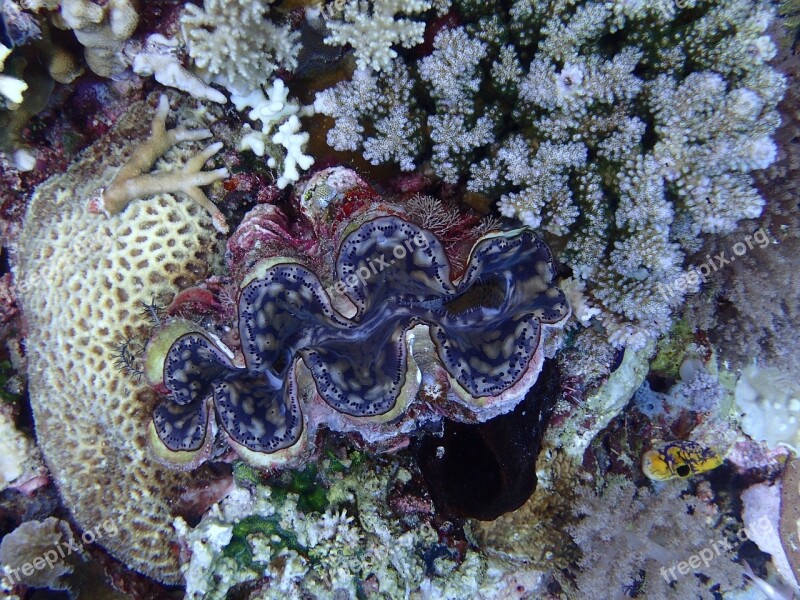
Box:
[150,213,569,468]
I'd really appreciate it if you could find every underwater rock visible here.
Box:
[13,95,223,583]
[0,517,85,590]
[548,340,652,459]
[416,359,561,520]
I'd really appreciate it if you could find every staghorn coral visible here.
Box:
[13,96,224,583]
[149,211,570,468]
[180,0,300,95]
[86,94,230,233]
[322,0,436,72]
[314,0,786,348]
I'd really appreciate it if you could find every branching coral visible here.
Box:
[566,477,746,599]
[131,34,227,105]
[234,80,315,189]
[314,0,786,348]
[87,94,230,233]
[323,0,436,72]
[180,0,300,94]
[0,44,27,107]
[149,215,569,468]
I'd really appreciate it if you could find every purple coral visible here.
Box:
[151,216,569,466]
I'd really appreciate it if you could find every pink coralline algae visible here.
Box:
[147,171,570,469]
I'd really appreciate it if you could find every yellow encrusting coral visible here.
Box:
[13,96,223,583]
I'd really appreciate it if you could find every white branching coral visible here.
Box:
[0,43,27,107]
[323,0,435,72]
[313,62,424,170]
[131,34,226,104]
[314,0,786,348]
[234,79,315,189]
[180,0,300,94]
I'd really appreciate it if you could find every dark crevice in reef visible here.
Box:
[415,359,561,521]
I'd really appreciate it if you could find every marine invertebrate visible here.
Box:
[87,94,230,233]
[57,0,138,77]
[150,214,569,468]
[735,365,800,449]
[180,0,300,94]
[13,96,223,583]
[234,80,315,189]
[178,449,543,599]
[315,0,786,347]
[567,476,745,599]
[642,440,723,481]
[131,34,227,105]
[0,518,84,590]
[322,0,435,72]
[0,402,37,492]
[0,43,26,106]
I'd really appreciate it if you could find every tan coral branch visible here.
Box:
[88,94,230,233]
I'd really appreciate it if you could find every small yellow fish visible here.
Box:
[642,440,722,481]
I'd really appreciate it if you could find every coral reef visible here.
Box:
[0,518,85,590]
[234,80,315,189]
[1,0,798,596]
[131,34,228,105]
[87,94,230,233]
[0,43,27,107]
[13,95,224,583]
[178,449,546,599]
[698,49,800,374]
[55,0,138,77]
[149,192,569,468]
[322,0,436,72]
[314,0,786,347]
[566,476,745,599]
[180,0,300,94]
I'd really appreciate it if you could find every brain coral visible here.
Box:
[13,97,222,583]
